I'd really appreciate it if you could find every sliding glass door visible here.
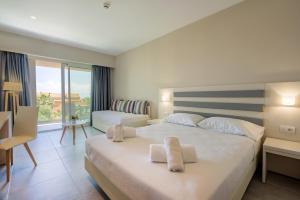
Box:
[63,65,91,123]
[36,60,91,131]
[36,60,62,125]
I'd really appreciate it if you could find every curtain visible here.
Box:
[91,65,112,117]
[0,51,31,111]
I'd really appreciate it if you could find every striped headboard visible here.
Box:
[173,84,265,126]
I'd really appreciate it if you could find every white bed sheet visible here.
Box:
[86,123,260,200]
[92,110,149,132]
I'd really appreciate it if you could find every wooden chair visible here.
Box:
[0,106,38,182]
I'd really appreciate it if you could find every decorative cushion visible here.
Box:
[133,100,149,115]
[116,100,126,112]
[110,99,119,111]
[124,100,135,113]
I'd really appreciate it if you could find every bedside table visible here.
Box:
[147,119,162,125]
[262,137,300,183]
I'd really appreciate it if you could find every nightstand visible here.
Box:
[262,137,300,183]
[147,119,162,125]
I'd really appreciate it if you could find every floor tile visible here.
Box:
[242,172,300,200]
[56,143,85,159]
[12,149,60,171]
[10,160,69,192]
[9,174,79,200]
[0,166,10,200]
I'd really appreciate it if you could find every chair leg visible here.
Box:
[24,143,37,166]
[11,148,13,165]
[6,149,11,182]
[60,126,67,143]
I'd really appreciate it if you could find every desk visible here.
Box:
[0,112,12,165]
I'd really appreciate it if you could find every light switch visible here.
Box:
[279,125,296,134]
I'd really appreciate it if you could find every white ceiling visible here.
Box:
[0,0,243,56]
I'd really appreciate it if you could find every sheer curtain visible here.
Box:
[0,51,31,111]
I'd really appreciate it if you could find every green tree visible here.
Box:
[37,93,55,122]
[74,97,91,121]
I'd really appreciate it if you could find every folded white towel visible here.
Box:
[150,144,197,163]
[112,124,124,142]
[107,126,136,140]
[164,137,184,172]
[123,127,136,138]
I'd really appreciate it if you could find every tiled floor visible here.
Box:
[0,127,299,200]
[243,171,300,200]
[0,126,108,200]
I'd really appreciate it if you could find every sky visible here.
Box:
[36,66,91,98]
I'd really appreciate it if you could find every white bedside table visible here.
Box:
[262,137,300,183]
[147,119,162,125]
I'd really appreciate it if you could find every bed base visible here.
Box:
[85,156,131,200]
[85,156,257,200]
[231,157,257,200]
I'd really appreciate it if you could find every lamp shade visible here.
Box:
[2,82,23,92]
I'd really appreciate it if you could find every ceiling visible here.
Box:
[0,0,243,56]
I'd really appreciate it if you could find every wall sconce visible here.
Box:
[282,96,295,106]
[159,89,173,118]
[161,94,171,102]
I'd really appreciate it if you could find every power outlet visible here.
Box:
[279,125,296,134]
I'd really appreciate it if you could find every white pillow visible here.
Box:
[164,113,205,127]
[197,117,264,141]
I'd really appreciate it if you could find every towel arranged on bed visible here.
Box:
[164,137,184,172]
[112,124,124,142]
[150,144,197,163]
[106,125,136,141]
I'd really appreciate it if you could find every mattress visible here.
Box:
[86,123,260,200]
[92,110,149,132]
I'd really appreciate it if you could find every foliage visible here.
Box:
[74,97,91,121]
[37,93,90,122]
[37,93,57,122]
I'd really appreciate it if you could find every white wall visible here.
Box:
[0,30,115,67]
[114,0,300,118]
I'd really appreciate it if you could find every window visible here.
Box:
[35,60,91,131]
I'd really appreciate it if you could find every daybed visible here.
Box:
[92,100,150,132]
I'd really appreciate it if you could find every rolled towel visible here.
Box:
[112,124,124,142]
[150,144,197,163]
[164,137,184,172]
[106,126,114,139]
[106,126,136,139]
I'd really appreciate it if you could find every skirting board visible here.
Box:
[85,156,257,200]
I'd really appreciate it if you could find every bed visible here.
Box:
[86,123,261,200]
[92,110,149,132]
[86,84,265,200]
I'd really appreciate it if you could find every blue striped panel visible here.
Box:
[174,101,263,112]
[174,90,264,98]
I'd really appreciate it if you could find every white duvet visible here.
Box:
[86,123,259,200]
[92,110,149,132]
